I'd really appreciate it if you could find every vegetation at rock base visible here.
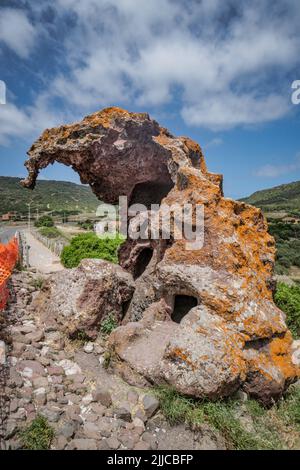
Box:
[101,313,118,335]
[34,215,54,228]
[20,415,55,450]
[274,282,300,338]
[71,329,91,343]
[60,232,125,268]
[30,276,44,290]
[103,350,112,369]
[0,176,99,216]
[154,385,300,450]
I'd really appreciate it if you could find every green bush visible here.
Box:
[35,215,54,228]
[78,219,94,230]
[39,226,61,239]
[20,415,55,450]
[60,232,125,268]
[274,282,300,338]
[268,220,300,273]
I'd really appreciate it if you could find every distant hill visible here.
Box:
[0,176,100,216]
[241,180,300,215]
[242,180,300,278]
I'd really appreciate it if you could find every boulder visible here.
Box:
[22,107,299,403]
[32,259,135,339]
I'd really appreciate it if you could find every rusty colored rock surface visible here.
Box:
[23,107,299,404]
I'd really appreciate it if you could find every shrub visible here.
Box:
[39,226,61,239]
[20,415,55,450]
[34,215,54,228]
[103,350,112,369]
[78,219,94,230]
[60,232,124,268]
[274,282,300,338]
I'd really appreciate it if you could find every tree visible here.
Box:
[34,215,54,228]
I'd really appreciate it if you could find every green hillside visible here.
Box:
[241,180,300,216]
[0,176,100,216]
[242,180,300,278]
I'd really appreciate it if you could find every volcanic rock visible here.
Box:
[22,107,299,404]
[32,258,135,339]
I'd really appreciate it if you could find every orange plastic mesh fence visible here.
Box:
[0,237,19,310]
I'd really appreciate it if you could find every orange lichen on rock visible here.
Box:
[269,332,299,379]
[167,347,196,370]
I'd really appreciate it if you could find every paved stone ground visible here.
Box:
[0,271,225,450]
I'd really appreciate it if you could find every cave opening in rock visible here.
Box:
[130,180,174,209]
[171,295,198,323]
[133,247,153,280]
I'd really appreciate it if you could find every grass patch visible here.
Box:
[20,415,55,450]
[30,276,44,290]
[277,385,300,430]
[154,386,288,450]
[71,330,91,343]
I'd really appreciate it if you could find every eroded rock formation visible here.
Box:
[34,259,135,339]
[22,107,299,404]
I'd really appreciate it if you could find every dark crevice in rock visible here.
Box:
[129,180,174,209]
[171,295,198,324]
[133,248,154,280]
[121,298,132,319]
[244,332,286,351]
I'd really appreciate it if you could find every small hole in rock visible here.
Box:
[133,247,153,280]
[172,295,198,323]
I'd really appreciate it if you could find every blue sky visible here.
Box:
[0,0,300,199]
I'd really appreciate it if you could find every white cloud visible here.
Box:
[255,154,300,178]
[0,103,34,145]
[0,94,69,145]
[48,0,299,129]
[1,0,300,143]
[182,93,290,130]
[0,8,36,58]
